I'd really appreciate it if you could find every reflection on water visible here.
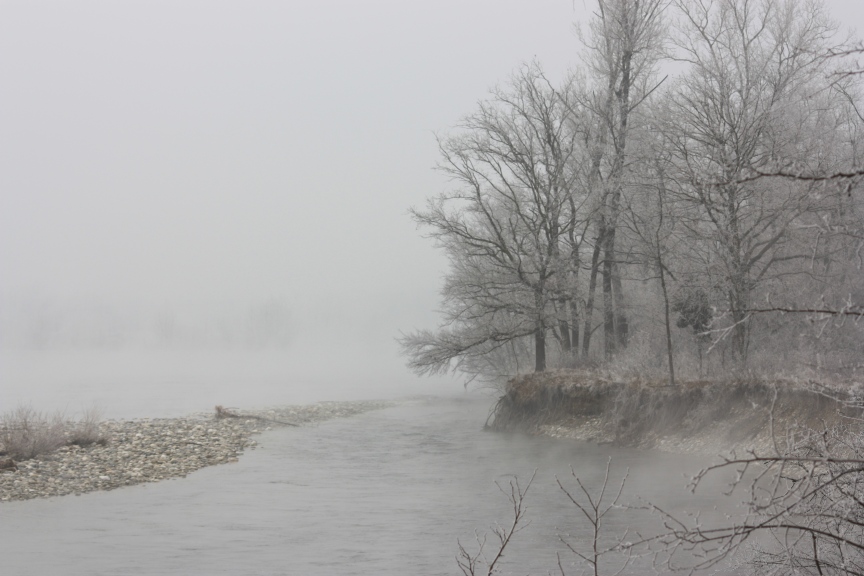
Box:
[0,397,743,575]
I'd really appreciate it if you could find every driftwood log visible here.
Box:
[214,405,299,427]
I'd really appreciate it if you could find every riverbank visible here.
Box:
[0,400,396,502]
[488,371,863,455]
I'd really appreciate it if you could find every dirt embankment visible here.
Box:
[488,371,863,455]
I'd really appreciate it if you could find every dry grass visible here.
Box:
[0,404,108,460]
[0,405,68,461]
[489,371,863,450]
[67,406,107,447]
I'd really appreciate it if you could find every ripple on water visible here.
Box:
[0,396,741,575]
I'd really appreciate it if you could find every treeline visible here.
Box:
[402,0,864,383]
[0,296,291,350]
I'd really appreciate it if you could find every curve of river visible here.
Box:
[0,396,743,575]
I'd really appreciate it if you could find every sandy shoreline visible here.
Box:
[0,399,397,503]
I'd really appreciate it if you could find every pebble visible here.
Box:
[0,399,395,503]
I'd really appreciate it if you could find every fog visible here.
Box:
[2,0,863,412]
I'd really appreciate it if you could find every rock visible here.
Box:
[0,399,396,503]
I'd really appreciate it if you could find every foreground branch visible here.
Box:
[457,471,536,576]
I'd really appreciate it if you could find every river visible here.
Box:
[0,394,745,575]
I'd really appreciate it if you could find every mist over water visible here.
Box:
[0,345,455,419]
[0,398,740,576]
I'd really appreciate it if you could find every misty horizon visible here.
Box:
[2,0,863,388]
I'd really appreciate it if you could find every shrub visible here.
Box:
[67,405,107,447]
[0,405,68,461]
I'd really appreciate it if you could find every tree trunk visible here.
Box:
[582,224,605,357]
[565,237,581,359]
[534,326,546,372]
[570,300,580,358]
[602,251,615,359]
[604,27,635,356]
[729,292,750,363]
[559,315,572,354]
[612,261,629,349]
[655,166,673,384]
[659,260,675,386]
[534,288,547,372]
[602,218,617,359]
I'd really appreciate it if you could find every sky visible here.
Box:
[0,0,862,389]
[0,1,589,346]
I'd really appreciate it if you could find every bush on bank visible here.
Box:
[0,405,107,462]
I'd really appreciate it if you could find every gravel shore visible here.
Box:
[0,400,396,502]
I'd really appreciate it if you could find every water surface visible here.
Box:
[0,397,742,575]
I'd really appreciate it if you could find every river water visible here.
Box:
[0,395,745,575]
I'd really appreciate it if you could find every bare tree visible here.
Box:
[577,0,667,359]
[620,132,681,384]
[659,0,843,362]
[405,0,863,381]
[402,64,582,375]
[724,41,864,375]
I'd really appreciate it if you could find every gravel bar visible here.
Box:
[0,400,396,502]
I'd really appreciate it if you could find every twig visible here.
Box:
[457,470,536,576]
[556,458,632,576]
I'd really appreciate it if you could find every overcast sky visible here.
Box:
[1,0,862,350]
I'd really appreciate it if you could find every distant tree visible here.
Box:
[245,299,291,348]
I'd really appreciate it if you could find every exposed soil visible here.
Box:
[488,371,864,455]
